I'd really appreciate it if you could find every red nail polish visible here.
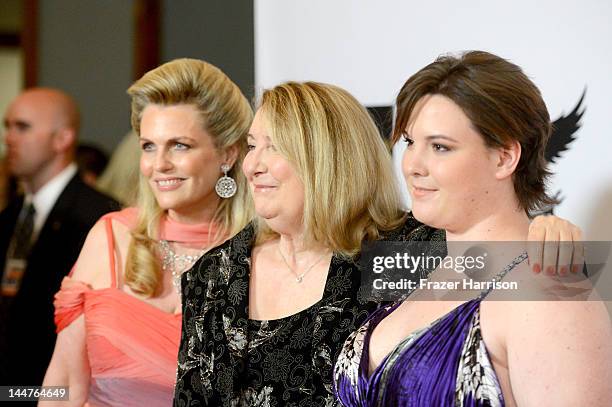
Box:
[572,265,579,273]
[533,264,541,273]
[559,266,567,275]
[546,266,555,275]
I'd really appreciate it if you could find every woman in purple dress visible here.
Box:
[333,51,612,406]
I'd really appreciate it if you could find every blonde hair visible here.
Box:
[96,131,140,205]
[125,58,254,296]
[256,81,406,256]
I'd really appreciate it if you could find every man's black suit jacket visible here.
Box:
[0,174,119,386]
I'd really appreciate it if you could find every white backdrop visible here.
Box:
[254,0,612,240]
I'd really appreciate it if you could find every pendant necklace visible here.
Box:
[278,247,329,283]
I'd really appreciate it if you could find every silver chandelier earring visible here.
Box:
[215,164,237,198]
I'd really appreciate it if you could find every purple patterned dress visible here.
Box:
[333,253,527,407]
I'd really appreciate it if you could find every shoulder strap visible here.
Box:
[104,218,119,288]
[479,251,528,299]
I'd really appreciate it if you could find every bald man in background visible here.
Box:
[0,88,118,387]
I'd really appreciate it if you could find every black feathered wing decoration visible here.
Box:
[546,89,586,163]
[532,89,587,216]
[367,106,394,140]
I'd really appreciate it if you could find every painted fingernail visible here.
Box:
[572,265,579,273]
[546,266,555,275]
[533,264,541,273]
[559,266,567,276]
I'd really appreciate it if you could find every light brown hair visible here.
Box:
[394,50,555,213]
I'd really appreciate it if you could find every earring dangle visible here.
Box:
[215,164,237,198]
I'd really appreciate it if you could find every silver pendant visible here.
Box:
[215,176,237,198]
[215,164,237,198]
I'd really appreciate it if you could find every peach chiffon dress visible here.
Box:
[54,208,215,407]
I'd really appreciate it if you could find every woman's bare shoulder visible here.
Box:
[70,218,132,289]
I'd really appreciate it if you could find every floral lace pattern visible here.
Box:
[174,217,443,406]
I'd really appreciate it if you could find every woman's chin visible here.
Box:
[255,208,276,220]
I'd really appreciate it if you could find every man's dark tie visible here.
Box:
[12,202,36,259]
[0,203,36,324]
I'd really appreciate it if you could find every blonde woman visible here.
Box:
[96,131,141,205]
[41,59,253,406]
[174,81,583,406]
